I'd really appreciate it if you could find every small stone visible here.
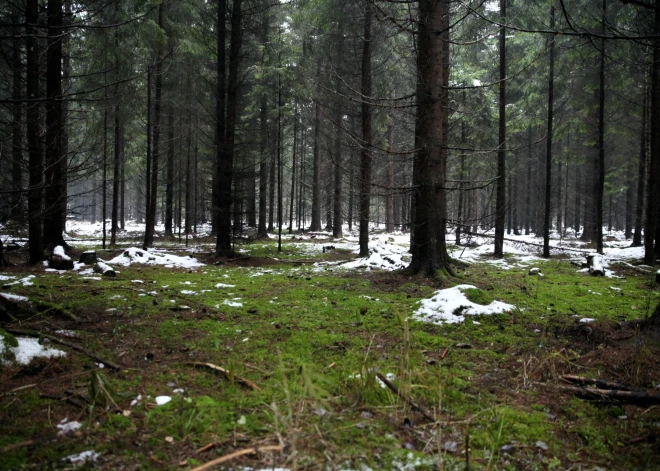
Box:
[535,440,548,451]
[442,441,458,453]
[501,444,515,454]
[360,411,373,419]
[313,407,327,417]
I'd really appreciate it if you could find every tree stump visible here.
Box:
[49,246,74,270]
[587,254,604,276]
[79,251,97,265]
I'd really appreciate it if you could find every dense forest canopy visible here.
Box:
[0,0,658,271]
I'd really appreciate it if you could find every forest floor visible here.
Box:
[1,223,659,471]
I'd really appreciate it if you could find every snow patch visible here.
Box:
[109,247,204,269]
[155,396,172,406]
[414,284,515,324]
[1,336,66,364]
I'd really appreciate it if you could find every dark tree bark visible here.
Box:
[165,106,175,237]
[43,0,66,250]
[268,150,276,232]
[633,85,648,247]
[143,67,152,243]
[143,4,165,249]
[494,0,506,258]
[645,0,660,265]
[596,0,606,255]
[11,15,23,222]
[216,0,242,256]
[408,0,453,276]
[525,127,532,235]
[290,106,298,234]
[385,115,395,234]
[277,66,283,251]
[543,5,556,258]
[212,0,227,238]
[456,112,466,244]
[257,92,268,237]
[26,0,43,264]
[110,91,121,246]
[359,4,372,258]
[310,58,322,232]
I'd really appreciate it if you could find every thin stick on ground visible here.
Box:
[187,362,261,390]
[536,383,660,405]
[376,372,435,422]
[190,445,283,471]
[5,328,122,370]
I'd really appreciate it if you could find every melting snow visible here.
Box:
[0,292,30,303]
[64,450,100,465]
[1,336,66,364]
[155,396,172,406]
[57,418,82,435]
[414,284,515,324]
[109,247,204,269]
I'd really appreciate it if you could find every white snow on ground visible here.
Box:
[223,299,243,307]
[2,275,35,287]
[64,450,100,466]
[108,247,204,269]
[414,284,515,324]
[53,245,71,261]
[57,418,82,435]
[0,292,30,303]
[215,283,235,288]
[0,275,16,281]
[0,336,67,364]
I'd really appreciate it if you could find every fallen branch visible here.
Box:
[5,328,122,370]
[536,383,660,405]
[466,231,587,254]
[376,372,435,422]
[187,362,261,391]
[560,375,635,392]
[190,445,282,471]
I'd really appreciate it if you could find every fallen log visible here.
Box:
[560,375,635,392]
[537,383,660,405]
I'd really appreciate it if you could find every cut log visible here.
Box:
[94,261,116,277]
[79,251,97,265]
[587,254,604,276]
[49,245,74,270]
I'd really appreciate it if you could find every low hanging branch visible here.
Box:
[5,328,122,370]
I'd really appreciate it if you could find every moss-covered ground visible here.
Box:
[1,233,659,470]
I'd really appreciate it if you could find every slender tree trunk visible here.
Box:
[144,67,152,241]
[277,65,283,251]
[216,0,242,256]
[633,85,648,247]
[310,58,322,232]
[596,0,606,254]
[143,4,165,249]
[43,0,66,250]
[165,106,174,236]
[213,0,226,238]
[110,95,121,246]
[11,15,24,222]
[385,116,395,234]
[257,61,269,237]
[26,0,43,264]
[359,5,372,258]
[268,152,276,232]
[456,115,466,244]
[543,6,555,258]
[494,0,506,258]
[525,127,532,235]
[290,106,298,234]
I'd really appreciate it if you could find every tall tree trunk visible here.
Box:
[277,64,283,251]
[165,106,175,236]
[494,0,506,258]
[26,0,43,264]
[543,5,555,258]
[143,4,165,249]
[386,116,395,234]
[290,106,298,234]
[408,0,452,275]
[645,0,660,264]
[213,0,226,238]
[216,0,242,256]
[359,5,372,258]
[596,0,606,255]
[633,84,648,247]
[144,67,152,240]
[258,92,268,236]
[525,127,532,235]
[43,0,66,250]
[110,94,121,246]
[268,152,275,232]
[456,114,466,244]
[11,15,24,222]
[310,58,322,231]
